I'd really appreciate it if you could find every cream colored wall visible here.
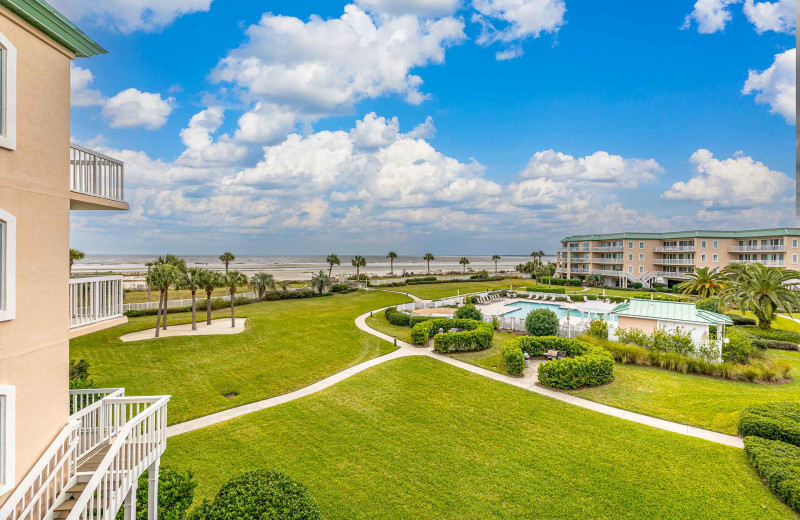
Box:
[618,316,657,332]
[0,6,73,500]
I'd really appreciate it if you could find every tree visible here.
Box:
[197,269,222,326]
[219,252,235,274]
[182,268,204,330]
[387,251,398,277]
[423,253,434,274]
[146,264,183,338]
[454,304,482,321]
[720,263,800,328]
[155,255,186,330]
[492,255,501,274]
[459,257,470,273]
[525,308,559,336]
[145,261,154,302]
[351,255,366,280]
[69,248,84,275]
[530,250,545,265]
[222,271,248,328]
[326,254,340,278]
[586,273,604,287]
[311,270,331,294]
[250,272,277,299]
[515,262,537,279]
[676,267,730,299]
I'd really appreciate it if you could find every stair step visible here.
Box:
[66,482,88,494]
[52,512,70,520]
[54,499,77,511]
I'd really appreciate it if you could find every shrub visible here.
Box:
[387,311,410,326]
[406,276,437,283]
[743,437,800,512]
[536,339,614,390]
[525,285,566,294]
[501,343,525,376]
[117,467,196,520]
[454,304,482,321]
[695,298,720,313]
[409,318,493,352]
[759,339,800,351]
[630,282,643,289]
[469,270,490,280]
[617,328,696,357]
[741,326,800,344]
[722,327,759,364]
[525,309,559,336]
[587,320,608,340]
[189,470,321,520]
[739,402,800,447]
[541,277,582,286]
[728,314,757,326]
[330,283,350,293]
[125,295,256,318]
[408,315,433,327]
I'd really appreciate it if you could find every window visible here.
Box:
[713,240,718,249]
[712,254,718,262]
[639,242,644,249]
[639,253,644,261]
[0,209,15,322]
[701,240,706,249]
[628,241,633,249]
[793,254,798,265]
[639,265,644,273]
[0,385,15,495]
[628,265,633,273]
[0,32,16,150]
[793,239,798,249]
[628,253,633,261]
[701,254,706,262]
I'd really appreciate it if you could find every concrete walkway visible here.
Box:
[167,304,742,449]
[121,318,246,342]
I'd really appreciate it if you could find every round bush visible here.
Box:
[454,304,482,321]
[501,344,525,376]
[535,339,614,390]
[189,470,321,520]
[525,309,559,336]
[739,402,800,448]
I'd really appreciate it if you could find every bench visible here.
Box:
[545,350,566,360]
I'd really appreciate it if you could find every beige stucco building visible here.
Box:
[0,2,168,518]
[556,228,800,288]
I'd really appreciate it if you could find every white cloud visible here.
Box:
[70,64,105,106]
[211,4,465,143]
[356,0,462,16]
[178,107,247,165]
[742,48,796,124]
[102,88,174,130]
[49,0,212,33]
[519,149,663,188]
[350,113,400,148]
[407,116,436,139]
[472,0,566,59]
[682,0,740,33]
[662,149,793,207]
[743,0,795,34]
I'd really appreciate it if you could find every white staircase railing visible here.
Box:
[67,396,170,520]
[70,389,125,460]
[69,388,124,415]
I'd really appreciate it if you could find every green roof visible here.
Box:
[612,299,733,325]
[1,0,106,57]
[562,228,800,243]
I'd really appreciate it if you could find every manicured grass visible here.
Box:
[365,313,414,344]
[570,349,800,435]
[394,279,519,300]
[729,310,800,334]
[164,356,794,519]
[71,291,411,424]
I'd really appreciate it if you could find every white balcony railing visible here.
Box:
[569,268,591,274]
[70,144,125,202]
[69,276,124,329]
[728,245,785,252]
[592,246,624,252]
[593,258,624,264]
[592,269,624,276]
[653,258,696,265]
[732,259,785,267]
[653,246,695,252]
[652,271,691,279]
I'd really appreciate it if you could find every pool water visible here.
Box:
[500,301,608,321]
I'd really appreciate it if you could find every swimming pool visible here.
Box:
[500,301,609,321]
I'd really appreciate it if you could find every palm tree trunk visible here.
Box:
[206,290,213,325]
[390,260,393,277]
[427,261,430,274]
[329,265,333,277]
[162,287,169,329]
[155,289,163,338]
[230,290,236,328]
[191,289,197,330]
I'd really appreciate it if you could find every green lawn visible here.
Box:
[393,279,519,300]
[165,356,794,519]
[71,291,411,424]
[729,310,800,333]
[570,349,800,435]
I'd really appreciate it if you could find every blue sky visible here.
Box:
[59,0,796,255]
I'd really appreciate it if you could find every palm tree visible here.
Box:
[155,255,186,330]
[219,252,235,274]
[326,254,340,278]
[459,257,470,273]
[197,269,222,326]
[423,253,434,274]
[222,270,248,328]
[147,263,182,338]
[250,272,277,299]
[387,251,398,277]
[492,254,501,274]
[280,280,289,293]
[182,268,204,330]
[586,273,604,287]
[676,267,730,299]
[69,249,85,275]
[720,264,800,328]
[352,255,366,281]
[311,270,331,294]
[145,261,154,302]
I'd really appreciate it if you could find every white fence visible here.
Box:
[367,273,522,286]
[70,144,125,202]
[123,291,256,312]
[70,276,124,329]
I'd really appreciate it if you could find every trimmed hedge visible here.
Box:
[741,326,800,344]
[739,402,800,447]
[728,314,758,326]
[524,286,566,294]
[743,437,800,512]
[541,277,582,286]
[124,296,253,317]
[384,307,411,326]
[536,339,614,390]
[501,344,526,376]
[409,318,493,352]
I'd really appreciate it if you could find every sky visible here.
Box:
[58,0,797,255]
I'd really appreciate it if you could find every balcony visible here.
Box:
[653,258,696,266]
[592,269,623,276]
[732,259,785,267]
[69,275,127,337]
[593,258,624,264]
[592,246,623,252]
[70,144,128,210]
[728,245,785,252]
[0,389,169,520]
[652,271,691,279]
[653,246,695,252]
[569,268,591,275]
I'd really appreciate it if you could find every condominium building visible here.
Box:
[556,228,800,288]
[0,2,168,519]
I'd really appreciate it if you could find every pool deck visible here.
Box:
[478,298,618,323]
